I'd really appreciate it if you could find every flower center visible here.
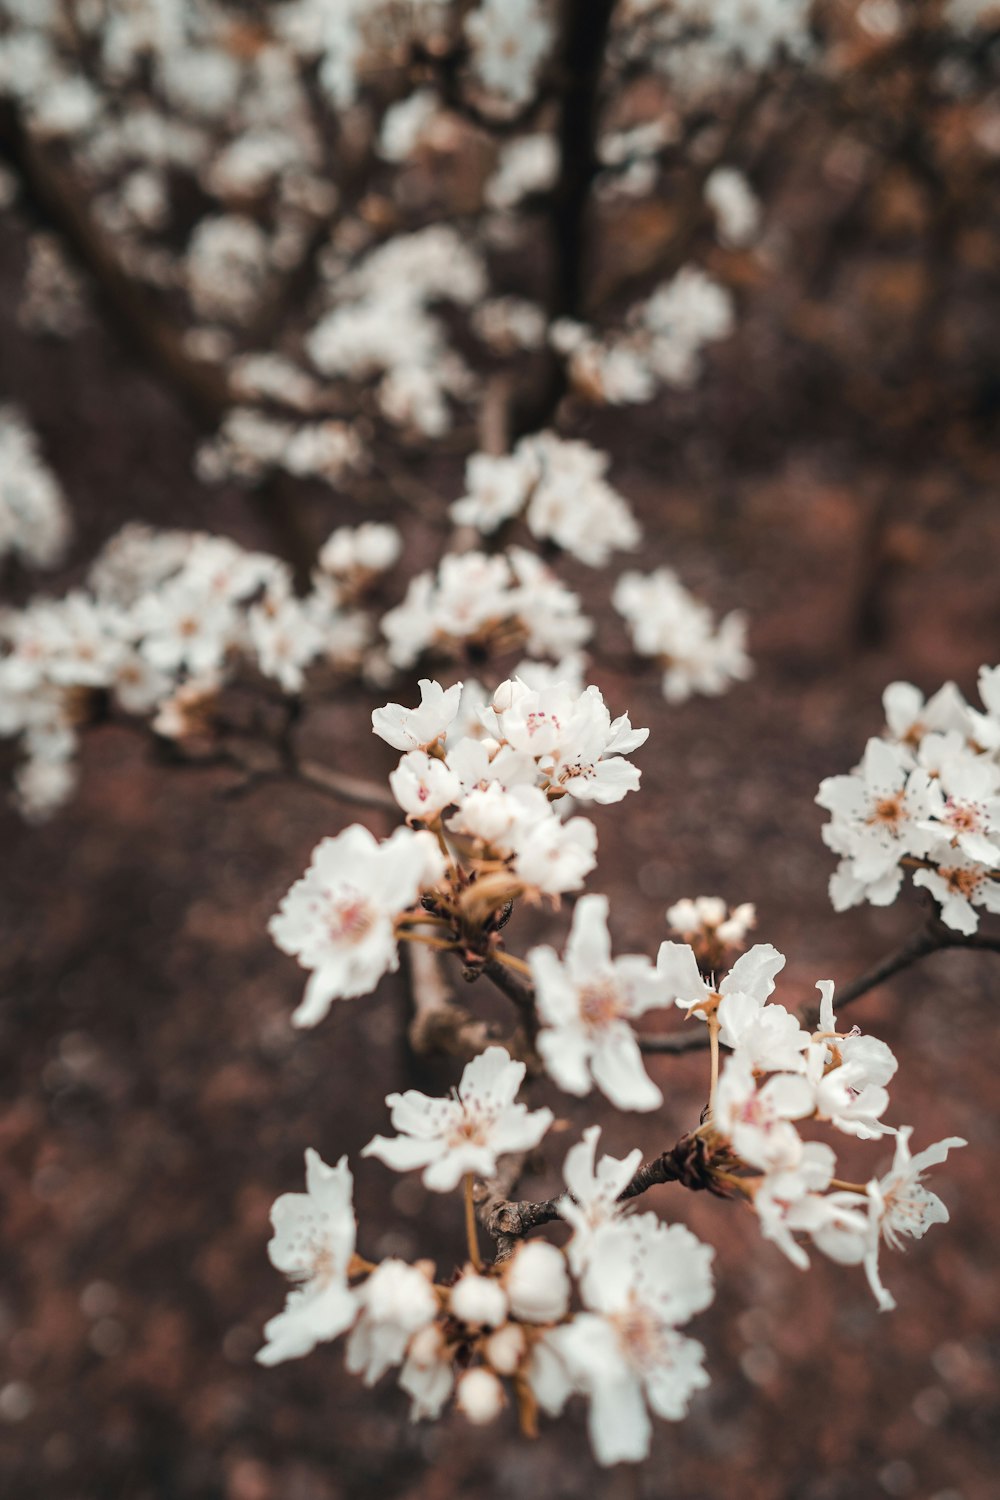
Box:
[940,865,981,898]
[869,793,905,827]
[326,890,376,944]
[448,1114,488,1148]
[578,979,624,1029]
[943,799,982,834]
[613,1303,668,1372]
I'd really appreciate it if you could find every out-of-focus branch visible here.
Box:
[0,106,318,579]
[0,104,229,426]
[404,939,492,1059]
[293,757,398,812]
[512,0,619,435]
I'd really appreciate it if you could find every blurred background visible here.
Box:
[1,3,999,1498]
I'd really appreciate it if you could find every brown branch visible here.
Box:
[639,920,1000,1055]
[511,0,619,436]
[481,1132,729,1253]
[292,757,398,813]
[481,956,540,1042]
[0,105,229,427]
[404,939,492,1059]
[0,106,318,581]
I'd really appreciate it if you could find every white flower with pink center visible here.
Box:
[546,1213,714,1465]
[256,1150,359,1367]
[529,895,669,1110]
[269,823,445,1026]
[714,1052,813,1172]
[362,1046,553,1192]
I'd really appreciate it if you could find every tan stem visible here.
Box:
[464,1174,483,1271]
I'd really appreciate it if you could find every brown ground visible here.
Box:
[1,138,1000,1500]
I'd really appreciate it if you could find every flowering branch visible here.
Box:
[640,916,1000,1055]
[483,1132,731,1249]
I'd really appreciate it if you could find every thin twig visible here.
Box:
[292,758,398,813]
[404,940,492,1060]
[482,1133,729,1250]
[639,921,1000,1055]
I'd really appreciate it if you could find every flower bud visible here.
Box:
[504,1241,570,1324]
[484,1321,526,1375]
[456,1367,504,1425]
[407,1322,444,1366]
[450,1272,508,1329]
[695,895,727,926]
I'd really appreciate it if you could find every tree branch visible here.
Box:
[512,0,619,435]
[404,939,492,1059]
[481,1132,730,1253]
[639,920,1000,1055]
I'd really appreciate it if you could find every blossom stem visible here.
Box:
[829,1178,868,1194]
[464,1174,483,1271]
[494,950,532,977]
[398,932,460,953]
[707,1016,721,1117]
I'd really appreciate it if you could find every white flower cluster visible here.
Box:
[704,166,762,249]
[260,1052,716,1467]
[0,522,399,820]
[450,433,640,565]
[381,548,591,670]
[483,134,560,211]
[656,940,966,1310]
[817,670,1000,932]
[196,406,365,490]
[464,0,555,110]
[258,653,968,1460]
[0,405,71,570]
[613,567,752,703]
[616,0,816,97]
[270,672,648,1026]
[551,266,735,406]
[307,227,485,437]
[279,0,451,110]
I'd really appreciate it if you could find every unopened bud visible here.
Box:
[504,1241,570,1324]
[450,1272,508,1329]
[456,1367,504,1425]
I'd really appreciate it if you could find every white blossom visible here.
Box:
[714,1052,814,1172]
[363,1046,553,1192]
[529,895,668,1110]
[345,1259,438,1385]
[268,824,446,1026]
[558,1126,642,1274]
[373,679,464,753]
[450,1272,509,1329]
[550,1214,714,1465]
[257,1150,358,1366]
[614,567,751,702]
[456,1367,505,1424]
[504,1241,571,1324]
